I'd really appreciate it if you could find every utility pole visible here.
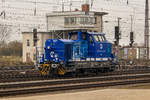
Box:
[2,0,5,19]
[144,0,149,59]
[70,0,72,12]
[131,15,133,32]
[116,17,121,45]
[33,28,38,67]
[62,0,64,12]
[34,0,37,16]
[118,17,121,32]
[91,0,94,10]
[130,15,134,47]
[114,17,121,63]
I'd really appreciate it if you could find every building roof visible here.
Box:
[22,29,99,34]
[22,32,50,34]
[46,11,108,17]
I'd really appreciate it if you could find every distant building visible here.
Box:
[22,32,52,62]
[46,4,107,39]
[22,4,108,62]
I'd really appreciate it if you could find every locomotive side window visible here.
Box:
[70,33,78,40]
[89,36,94,43]
[82,33,87,40]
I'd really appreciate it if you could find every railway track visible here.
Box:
[1,72,150,97]
[0,65,34,70]
[1,67,150,83]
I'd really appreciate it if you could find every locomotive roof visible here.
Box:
[59,39,73,42]
[69,31,105,35]
[87,32,105,35]
[59,39,74,43]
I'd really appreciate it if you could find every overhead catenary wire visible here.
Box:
[0,0,146,44]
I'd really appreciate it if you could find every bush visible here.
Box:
[0,41,22,57]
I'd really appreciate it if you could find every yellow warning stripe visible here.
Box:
[58,67,66,75]
[40,64,51,76]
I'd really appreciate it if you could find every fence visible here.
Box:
[117,47,147,60]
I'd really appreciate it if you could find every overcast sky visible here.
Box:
[0,0,146,46]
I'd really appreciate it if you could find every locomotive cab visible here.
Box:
[69,31,88,60]
[87,32,113,61]
[69,31,113,61]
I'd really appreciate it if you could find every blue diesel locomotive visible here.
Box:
[38,31,117,75]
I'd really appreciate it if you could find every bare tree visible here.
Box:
[0,24,11,46]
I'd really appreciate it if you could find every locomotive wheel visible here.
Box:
[40,64,51,76]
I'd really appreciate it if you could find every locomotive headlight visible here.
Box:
[50,51,54,54]
[47,46,50,49]
[50,51,54,57]
[55,54,58,58]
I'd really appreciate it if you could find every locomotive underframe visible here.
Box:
[39,60,117,75]
[64,61,116,72]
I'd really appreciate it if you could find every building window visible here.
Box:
[80,17,84,24]
[94,17,97,24]
[64,17,97,25]
[80,17,97,25]
[70,17,76,24]
[65,17,69,25]
[64,17,76,25]
[27,39,30,46]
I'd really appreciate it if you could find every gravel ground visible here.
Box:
[1,88,150,100]
[117,83,150,89]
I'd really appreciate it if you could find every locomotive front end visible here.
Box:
[38,39,74,76]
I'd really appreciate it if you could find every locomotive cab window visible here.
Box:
[94,35,105,42]
[98,35,105,41]
[70,33,78,40]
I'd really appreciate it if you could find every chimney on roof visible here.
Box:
[75,8,79,11]
[82,4,90,12]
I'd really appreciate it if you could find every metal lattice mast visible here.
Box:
[144,0,149,59]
